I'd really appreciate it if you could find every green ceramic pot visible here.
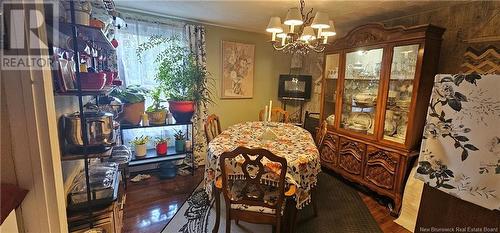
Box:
[175,140,185,152]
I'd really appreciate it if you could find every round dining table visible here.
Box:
[204,121,321,209]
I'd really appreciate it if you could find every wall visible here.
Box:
[382,1,500,73]
[204,25,292,129]
[1,82,17,185]
[54,96,84,194]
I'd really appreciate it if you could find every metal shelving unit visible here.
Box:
[57,1,119,229]
[121,122,195,173]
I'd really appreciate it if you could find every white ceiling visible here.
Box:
[115,0,465,35]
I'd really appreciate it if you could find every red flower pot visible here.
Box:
[168,101,195,123]
[156,143,167,155]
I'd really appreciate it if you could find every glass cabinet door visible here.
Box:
[341,48,383,135]
[323,53,340,126]
[383,44,419,143]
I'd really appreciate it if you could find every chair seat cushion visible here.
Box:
[230,203,276,214]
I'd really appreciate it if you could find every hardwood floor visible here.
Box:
[122,167,410,233]
[359,192,410,233]
[122,168,204,233]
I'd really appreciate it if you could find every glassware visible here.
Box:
[383,44,419,143]
[323,53,340,126]
[341,48,383,135]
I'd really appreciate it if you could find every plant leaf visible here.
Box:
[454,92,468,102]
[464,144,479,151]
[453,75,465,86]
[441,184,455,189]
[448,98,462,111]
[461,149,469,161]
[455,136,469,142]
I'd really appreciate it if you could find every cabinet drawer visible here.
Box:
[320,133,339,168]
[364,146,400,190]
[338,138,366,175]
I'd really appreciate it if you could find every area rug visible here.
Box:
[162,172,382,233]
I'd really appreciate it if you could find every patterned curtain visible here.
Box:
[185,24,208,166]
[415,74,500,210]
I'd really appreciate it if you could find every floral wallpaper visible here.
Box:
[415,74,500,210]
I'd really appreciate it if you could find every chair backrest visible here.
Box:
[303,111,320,137]
[258,108,290,123]
[219,146,287,213]
[205,114,222,143]
[315,120,328,147]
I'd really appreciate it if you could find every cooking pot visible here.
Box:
[63,111,115,149]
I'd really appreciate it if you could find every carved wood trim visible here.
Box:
[338,138,365,175]
[364,146,400,190]
[320,134,338,167]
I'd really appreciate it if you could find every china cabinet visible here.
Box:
[319,23,445,215]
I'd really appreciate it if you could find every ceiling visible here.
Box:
[115,0,465,35]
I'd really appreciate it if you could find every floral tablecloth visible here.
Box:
[415,74,500,210]
[204,121,321,209]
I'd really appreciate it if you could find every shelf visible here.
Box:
[55,86,116,97]
[121,121,193,130]
[129,148,191,166]
[62,147,113,161]
[48,22,115,51]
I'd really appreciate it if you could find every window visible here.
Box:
[115,14,186,90]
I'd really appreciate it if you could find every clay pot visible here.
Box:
[168,101,195,123]
[121,102,145,126]
[146,110,167,125]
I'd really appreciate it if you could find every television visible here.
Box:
[278,74,312,100]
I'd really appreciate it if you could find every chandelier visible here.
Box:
[266,0,336,54]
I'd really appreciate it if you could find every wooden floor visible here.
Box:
[122,168,410,233]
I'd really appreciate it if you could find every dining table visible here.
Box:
[204,121,321,232]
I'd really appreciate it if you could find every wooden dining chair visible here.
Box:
[204,114,222,143]
[259,108,290,123]
[214,146,296,233]
[315,120,328,147]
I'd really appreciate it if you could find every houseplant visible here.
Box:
[173,130,186,152]
[155,136,169,155]
[137,35,213,123]
[110,85,148,125]
[130,135,150,157]
[146,87,167,125]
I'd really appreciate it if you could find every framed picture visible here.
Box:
[221,41,255,99]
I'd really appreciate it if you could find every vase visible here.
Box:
[135,144,147,157]
[175,140,185,152]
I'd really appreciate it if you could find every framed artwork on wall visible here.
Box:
[221,40,255,99]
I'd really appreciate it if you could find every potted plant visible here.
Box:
[137,35,213,123]
[110,85,148,125]
[146,87,167,125]
[155,136,169,155]
[173,130,186,152]
[130,135,150,157]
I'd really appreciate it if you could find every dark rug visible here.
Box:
[162,172,382,233]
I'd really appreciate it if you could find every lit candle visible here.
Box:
[272,32,276,41]
[268,100,273,121]
[317,28,323,40]
[281,36,286,46]
[290,25,295,33]
[323,35,328,44]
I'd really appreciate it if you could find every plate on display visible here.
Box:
[348,112,373,131]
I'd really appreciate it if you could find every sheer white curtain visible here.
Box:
[115,12,185,90]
